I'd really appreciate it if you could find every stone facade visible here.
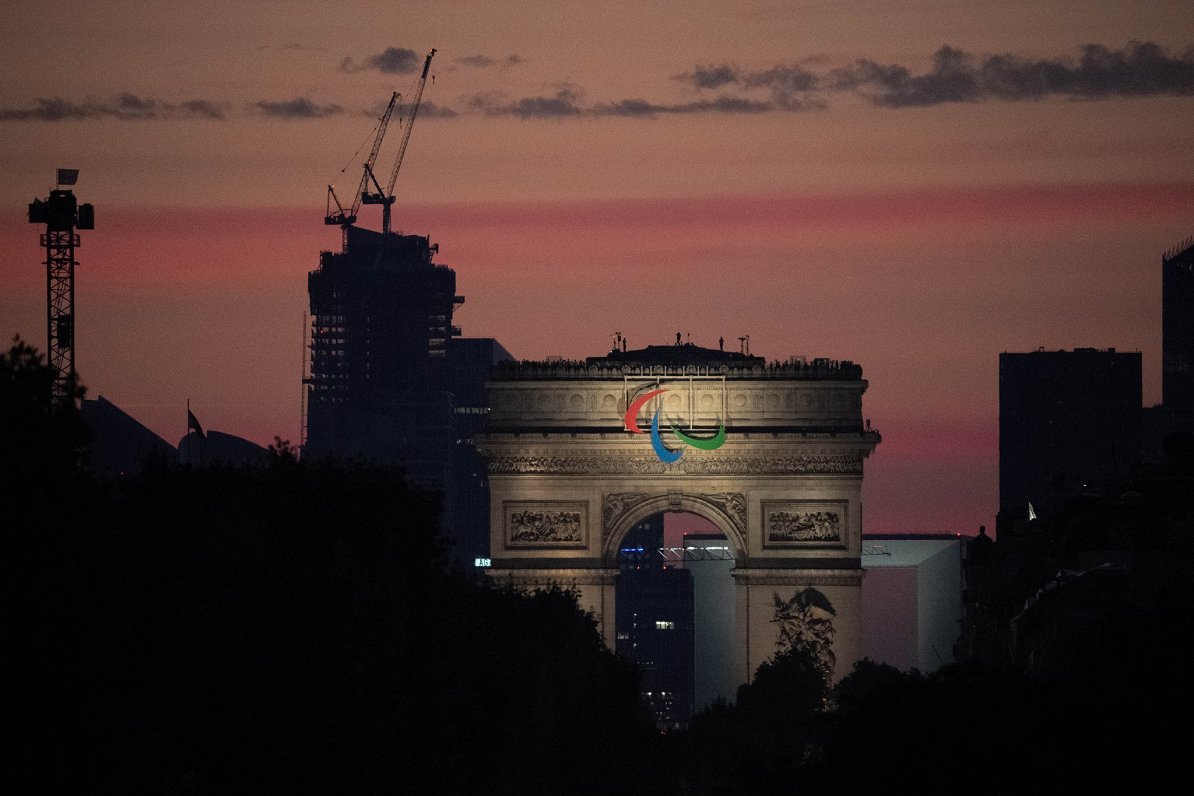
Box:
[475,353,880,685]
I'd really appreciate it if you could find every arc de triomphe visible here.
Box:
[474,345,880,683]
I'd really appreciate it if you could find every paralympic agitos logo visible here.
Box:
[623,388,727,463]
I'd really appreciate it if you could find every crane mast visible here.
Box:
[362,48,436,234]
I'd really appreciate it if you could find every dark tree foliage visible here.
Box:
[10,455,660,793]
[668,644,1191,794]
[802,657,1192,794]
[11,341,1187,794]
[0,336,91,498]
[5,345,659,794]
[669,646,827,795]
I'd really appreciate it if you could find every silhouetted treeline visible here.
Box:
[5,341,661,794]
[670,647,826,794]
[5,339,1188,794]
[9,449,667,792]
[665,652,1191,795]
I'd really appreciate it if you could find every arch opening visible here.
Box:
[614,510,739,730]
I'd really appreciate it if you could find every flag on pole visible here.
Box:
[187,407,206,438]
[56,168,79,186]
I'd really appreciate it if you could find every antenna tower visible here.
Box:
[28,169,94,406]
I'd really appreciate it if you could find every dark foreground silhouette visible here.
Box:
[4,339,1188,794]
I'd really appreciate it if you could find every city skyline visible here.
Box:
[3,1,1194,533]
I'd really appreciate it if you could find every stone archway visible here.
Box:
[474,345,880,685]
[601,492,747,567]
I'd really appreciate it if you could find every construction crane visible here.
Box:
[325,90,399,232]
[362,48,436,234]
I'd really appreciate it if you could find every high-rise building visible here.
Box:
[448,337,514,566]
[615,516,695,730]
[999,348,1141,524]
[1162,239,1194,412]
[304,225,463,487]
[305,227,515,562]
[1143,239,1194,463]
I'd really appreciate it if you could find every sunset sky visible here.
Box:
[3,1,1192,533]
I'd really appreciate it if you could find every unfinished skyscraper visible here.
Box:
[306,50,512,562]
[304,225,463,487]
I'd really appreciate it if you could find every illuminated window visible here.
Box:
[655,621,675,630]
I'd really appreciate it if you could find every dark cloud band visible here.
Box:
[679,42,1194,108]
[340,47,420,74]
[464,87,586,118]
[0,93,226,121]
[253,98,343,119]
[454,54,525,69]
[844,42,1194,107]
[462,86,818,119]
[5,42,1189,125]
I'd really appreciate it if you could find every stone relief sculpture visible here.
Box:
[602,492,649,530]
[772,587,837,681]
[768,510,841,542]
[700,492,747,530]
[508,510,583,545]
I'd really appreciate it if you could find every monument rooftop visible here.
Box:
[590,343,763,367]
[492,344,863,381]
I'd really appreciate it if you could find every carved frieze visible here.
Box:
[487,454,862,476]
[679,455,861,475]
[762,501,848,548]
[489,456,668,475]
[770,511,839,541]
[505,501,588,549]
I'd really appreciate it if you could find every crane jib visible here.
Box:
[379,48,436,233]
[324,49,436,234]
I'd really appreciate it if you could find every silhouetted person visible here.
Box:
[719,336,724,351]
[676,331,681,346]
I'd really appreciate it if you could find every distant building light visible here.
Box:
[474,557,491,568]
[655,621,675,630]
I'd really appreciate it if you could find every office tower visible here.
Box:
[999,348,1141,521]
[1162,239,1194,411]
